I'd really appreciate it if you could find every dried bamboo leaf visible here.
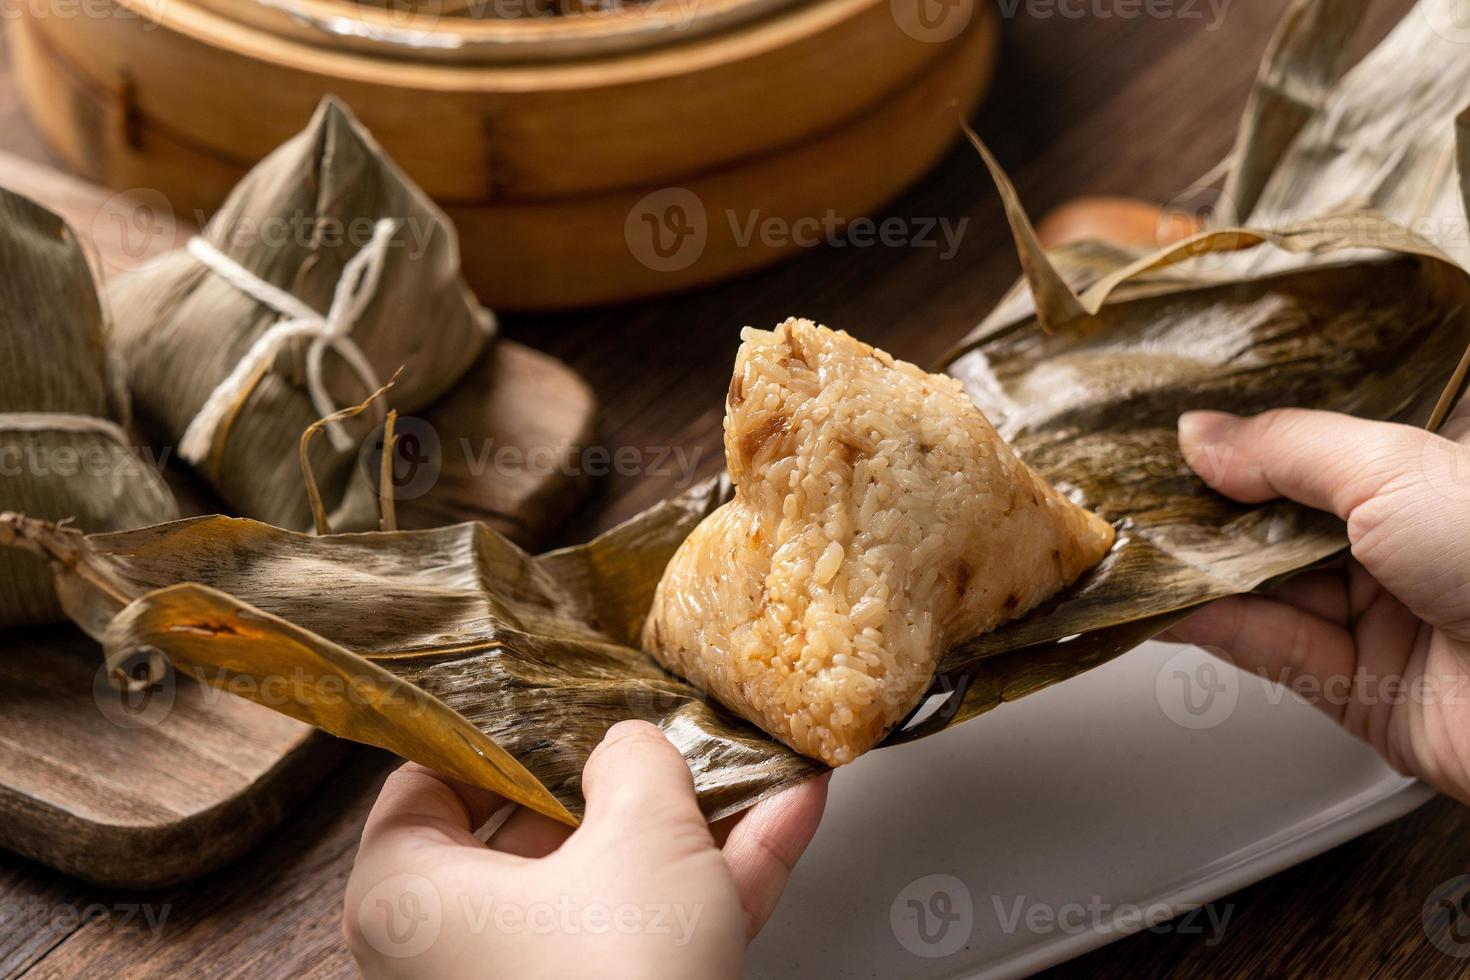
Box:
[0,484,824,823]
[1224,0,1470,266]
[961,123,1087,330]
[108,97,495,533]
[930,248,1470,718]
[0,187,177,628]
[7,0,1470,820]
[1218,0,1371,224]
[104,581,577,825]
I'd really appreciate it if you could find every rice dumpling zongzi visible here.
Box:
[0,187,177,628]
[641,319,1115,765]
[108,97,495,533]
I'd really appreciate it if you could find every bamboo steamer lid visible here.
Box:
[9,0,998,308]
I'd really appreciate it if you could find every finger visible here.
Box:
[1338,586,1421,753]
[1347,559,1383,620]
[487,806,574,859]
[362,763,507,851]
[578,720,710,846]
[722,774,830,939]
[1178,409,1433,518]
[1266,570,1350,626]
[1165,594,1357,725]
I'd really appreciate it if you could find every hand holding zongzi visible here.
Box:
[344,721,828,978]
[1169,407,1470,805]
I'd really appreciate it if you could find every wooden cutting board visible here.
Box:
[0,152,596,887]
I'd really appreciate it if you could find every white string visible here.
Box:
[0,413,132,446]
[178,219,398,464]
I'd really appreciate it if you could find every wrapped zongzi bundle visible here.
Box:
[642,320,1115,765]
[0,188,177,628]
[109,97,495,532]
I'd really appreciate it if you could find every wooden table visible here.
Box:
[5,2,1470,976]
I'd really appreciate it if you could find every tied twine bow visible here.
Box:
[178,218,399,466]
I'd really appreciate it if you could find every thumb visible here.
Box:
[1177,408,1436,519]
[1180,408,1470,630]
[577,720,711,845]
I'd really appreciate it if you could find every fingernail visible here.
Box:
[1178,410,1239,447]
[601,719,663,745]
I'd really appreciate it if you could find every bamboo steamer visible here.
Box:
[9,0,997,308]
[14,0,982,201]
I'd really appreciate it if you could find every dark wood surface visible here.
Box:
[6,1,1470,977]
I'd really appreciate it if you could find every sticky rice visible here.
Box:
[642,318,1114,766]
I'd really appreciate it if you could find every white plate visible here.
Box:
[746,641,1435,979]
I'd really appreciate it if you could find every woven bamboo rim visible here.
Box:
[188,0,805,63]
